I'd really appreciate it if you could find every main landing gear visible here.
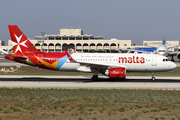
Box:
[170,55,175,62]
[92,74,98,81]
[151,72,156,81]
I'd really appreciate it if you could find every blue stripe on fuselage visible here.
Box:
[57,53,73,70]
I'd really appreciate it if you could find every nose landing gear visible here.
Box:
[151,72,156,81]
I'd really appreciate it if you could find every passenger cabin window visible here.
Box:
[130,51,135,53]
[163,59,169,62]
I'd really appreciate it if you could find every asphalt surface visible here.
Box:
[0,75,180,89]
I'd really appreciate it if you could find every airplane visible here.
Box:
[5,25,177,81]
[134,39,180,61]
[134,39,168,56]
[0,48,8,54]
[107,41,166,54]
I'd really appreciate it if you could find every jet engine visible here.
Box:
[177,53,180,59]
[105,67,126,79]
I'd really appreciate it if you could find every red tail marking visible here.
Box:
[65,50,73,61]
[8,25,40,54]
[73,49,76,53]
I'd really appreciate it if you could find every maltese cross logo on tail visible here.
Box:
[12,34,28,53]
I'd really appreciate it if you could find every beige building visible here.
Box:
[60,29,83,35]
[8,29,132,53]
[143,40,179,47]
[0,41,5,46]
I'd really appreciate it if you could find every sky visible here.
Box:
[0,0,180,45]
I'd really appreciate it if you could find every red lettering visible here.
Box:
[128,57,132,63]
[140,57,145,63]
[118,56,145,64]
[133,56,136,63]
[119,57,127,63]
[136,56,139,63]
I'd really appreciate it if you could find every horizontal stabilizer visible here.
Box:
[6,54,28,60]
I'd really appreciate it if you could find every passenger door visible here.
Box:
[151,56,157,66]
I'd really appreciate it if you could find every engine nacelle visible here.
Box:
[105,67,126,79]
[177,53,180,59]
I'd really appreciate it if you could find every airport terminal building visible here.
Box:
[2,28,179,53]
[8,28,132,53]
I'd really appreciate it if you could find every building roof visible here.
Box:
[35,34,103,40]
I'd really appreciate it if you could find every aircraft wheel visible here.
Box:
[92,75,98,81]
[151,72,156,81]
[151,77,156,81]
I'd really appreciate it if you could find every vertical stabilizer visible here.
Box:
[162,39,166,45]
[8,25,41,55]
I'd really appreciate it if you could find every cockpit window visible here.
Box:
[159,50,165,52]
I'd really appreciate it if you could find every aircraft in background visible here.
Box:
[134,39,180,61]
[134,39,168,56]
[0,48,8,54]
[107,42,165,55]
[5,25,177,81]
[112,39,178,61]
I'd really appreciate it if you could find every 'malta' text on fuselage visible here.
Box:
[118,56,145,64]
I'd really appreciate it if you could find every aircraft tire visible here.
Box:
[92,75,98,81]
[151,77,156,81]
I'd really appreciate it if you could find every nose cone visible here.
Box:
[163,52,168,57]
[158,51,168,57]
[170,62,177,70]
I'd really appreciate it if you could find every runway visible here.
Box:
[0,75,180,90]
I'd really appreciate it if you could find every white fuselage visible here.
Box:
[59,53,176,72]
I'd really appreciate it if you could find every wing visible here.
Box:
[105,46,133,51]
[64,50,128,69]
[0,48,8,54]
[105,47,152,53]
[168,52,180,55]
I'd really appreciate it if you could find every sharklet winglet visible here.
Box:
[65,50,74,62]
